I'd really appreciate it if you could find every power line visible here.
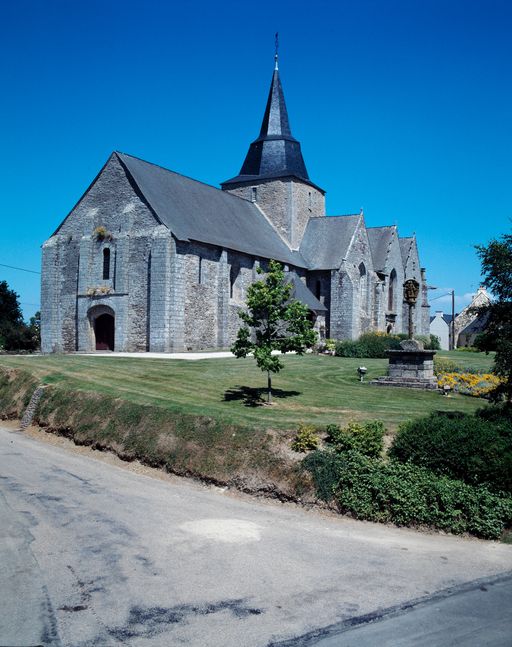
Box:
[0,262,40,275]
[430,291,453,302]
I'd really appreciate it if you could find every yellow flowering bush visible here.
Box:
[438,372,502,398]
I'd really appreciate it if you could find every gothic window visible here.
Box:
[388,269,397,312]
[103,248,110,280]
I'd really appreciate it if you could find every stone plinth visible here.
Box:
[371,339,438,390]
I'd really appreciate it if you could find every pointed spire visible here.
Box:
[222,47,314,186]
[258,66,293,139]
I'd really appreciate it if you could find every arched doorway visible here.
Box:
[94,314,115,350]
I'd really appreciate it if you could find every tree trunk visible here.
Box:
[267,371,272,404]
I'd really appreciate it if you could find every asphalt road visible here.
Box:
[1,425,511,647]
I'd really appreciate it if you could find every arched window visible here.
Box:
[388,269,397,312]
[103,248,110,280]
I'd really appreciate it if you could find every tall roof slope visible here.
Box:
[299,215,361,270]
[116,153,307,267]
[222,67,321,190]
[367,226,395,273]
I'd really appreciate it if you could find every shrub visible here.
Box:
[433,357,463,375]
[291,424,320,453]
[455,346,482,353]
[303,449,512,539]
[335,332,402,358]
[326,420,385,458]
[334,332,440,358]
[389,412,512,493]
[93,226,112,241]
[415,334,441,350]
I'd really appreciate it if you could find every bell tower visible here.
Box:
[221,50,325,249]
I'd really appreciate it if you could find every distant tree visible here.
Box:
[231,260,317,403]
[0,281,39,352]
[475,232,512,403]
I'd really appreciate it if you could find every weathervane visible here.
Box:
[275,32,279,70]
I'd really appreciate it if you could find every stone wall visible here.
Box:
[401,239,429,336]
[329,218,376,339]
[224,178,325,249]
[382,230,405,334]
[41,154,159,353]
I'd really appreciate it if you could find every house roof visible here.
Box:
[367,226,395,273]
[116,152,307,268]
[459,311,490,336]
[284,272,327,312]
[222,66,323,192]
[299,215,361,270]
[430,313,454,324]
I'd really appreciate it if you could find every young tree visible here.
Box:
[231,260,317,403]
[475,232,512,403]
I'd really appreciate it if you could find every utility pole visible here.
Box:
[450,289,455,350]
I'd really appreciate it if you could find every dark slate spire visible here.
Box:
[222,58,315,187]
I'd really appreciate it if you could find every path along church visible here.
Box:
[41,57,430,353]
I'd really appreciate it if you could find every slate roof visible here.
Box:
[430,313,454,324]
[284,272,327,312]
[222,67,323,193]
[367,226,395,273]
[299,215,361,270]
[459,311,489,335]
[115,152,307,268]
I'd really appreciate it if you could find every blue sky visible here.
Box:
[1,0,511,319]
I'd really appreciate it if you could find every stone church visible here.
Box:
[41,57,430,353]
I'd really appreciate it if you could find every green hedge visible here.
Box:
[389,411,512,493]
[334,332,440,358]
[303,449,512,539]
[326,420,385,458]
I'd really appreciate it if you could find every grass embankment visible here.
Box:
[0,351,491,430]
[0,351,497,506]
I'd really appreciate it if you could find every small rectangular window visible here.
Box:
[198,256,203,284]
[103,248,110,280]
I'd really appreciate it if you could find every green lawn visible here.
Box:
[0,350,494,431]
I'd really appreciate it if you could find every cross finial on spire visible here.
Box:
[274,32,279,70]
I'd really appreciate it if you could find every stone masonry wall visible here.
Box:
[41,154,160,353]
[224,178,325,249]
[402,240,429,336]
[383,230,405,334]
[330,219,376,339]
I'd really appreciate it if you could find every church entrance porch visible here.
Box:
[94,314,115,351]
[87,305,116,352]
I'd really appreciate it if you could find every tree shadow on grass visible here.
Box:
[223,386,301,407]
